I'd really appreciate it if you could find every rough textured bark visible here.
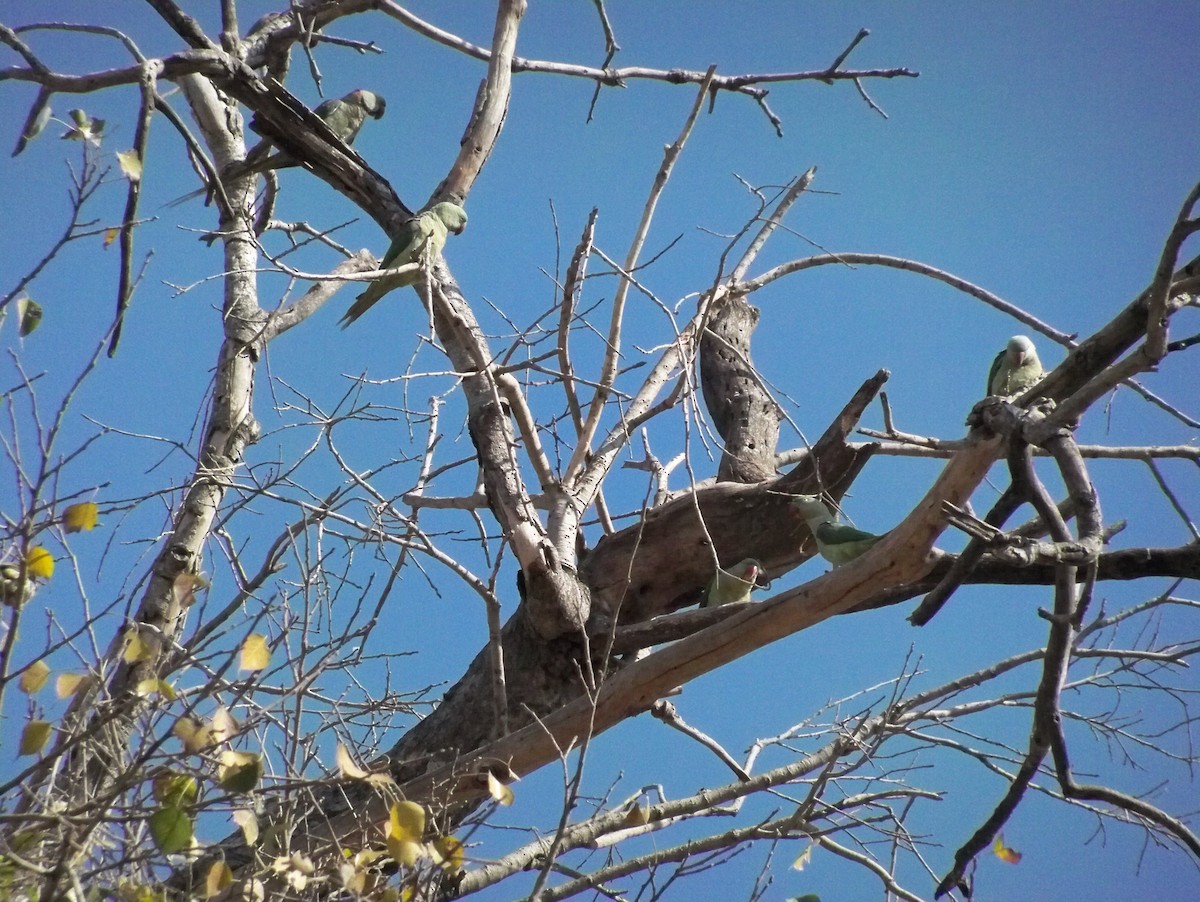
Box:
[700,294,782,483]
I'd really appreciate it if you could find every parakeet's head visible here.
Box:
[1006,335,1037,366]
[732,558,764,584]
[351,90,387,119]
[431,201,469,234]
[791,494,831,520]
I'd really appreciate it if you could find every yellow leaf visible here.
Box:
[487,770,514,806]
[136,678,177,700]
[25,546,53,580]
[103,227,119,248]
[430,835,464,872]
[123,631,152,664]
[173,716,215,754]
[239,633,270,672]
[385,801,426,867]
[19,720,52,756]
[993,833,1022,864]
[55,672,90,698]
[17,297,42,337]
[20,660,50,694]
[232,808,259,845]
[791,844,813,871]
[386,838,423,869]
[218,750,262,793]
[172,571,209,609]
[116,149,142,182]
[63,501,99,532]
[387,801,425,843]
[204,861,233,898]
[153,771,199,807]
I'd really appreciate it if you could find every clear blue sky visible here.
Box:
[2,3,1198,900]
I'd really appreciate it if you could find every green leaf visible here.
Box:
[218,750,263,793]
[149,804,194,855]
[152,771,199,807]
[116,149,142,183]
[17,297,42,336]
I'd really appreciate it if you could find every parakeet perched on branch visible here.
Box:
[791,495,883,567]
[702,558,764,607]
[170,89,386,205]
[987,335,1043,398]
[338,202,469,328]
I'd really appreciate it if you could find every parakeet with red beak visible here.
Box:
[702,558,764,607]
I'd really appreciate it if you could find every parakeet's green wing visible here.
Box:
[986,349,1004,396]
[378,218,423,269]
[313,97,342,120]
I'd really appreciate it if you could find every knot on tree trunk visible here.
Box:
[518,561,592,641]
[699,293,782,483]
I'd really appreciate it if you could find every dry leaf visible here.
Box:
[210,706,238,744]
[172,571,209,608]
[336,742,368,779]
[20,660,50,694]
[487,770,514,806]
[55,672,90,698]
[232,808,259,845]
[19,720,52,756]
[204,861,233,898]
[791,844,814,871]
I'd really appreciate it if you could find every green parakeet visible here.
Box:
[339,202,469,328]
[987,334,1043,398]
[702,558,764,607]
[791,495,883,567]
[171,89,386,205]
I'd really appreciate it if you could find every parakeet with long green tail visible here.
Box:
[987,335,1044,398]
[791,495,883,567]
[170,89,386,205]
[339,202,469,328]
[702,558,764,607]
